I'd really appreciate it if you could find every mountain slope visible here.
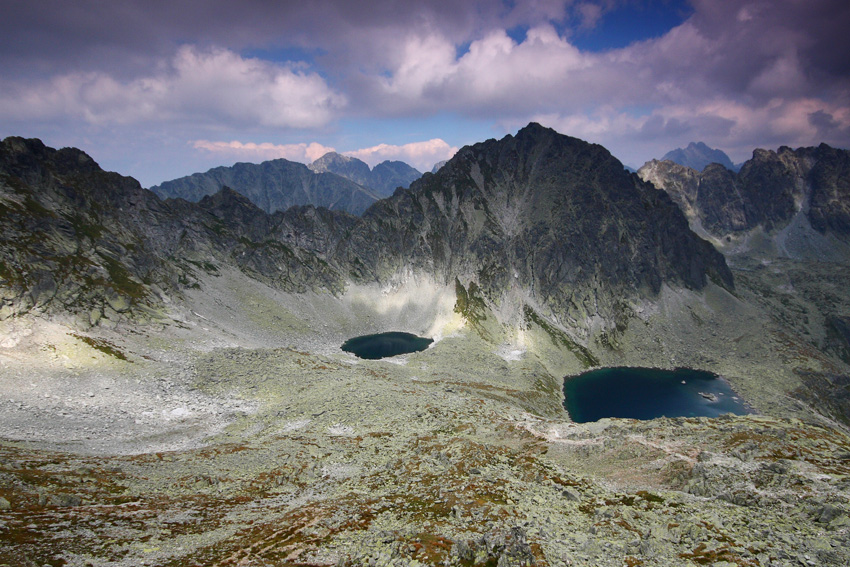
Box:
[5,129,850,436]
[0,138,350,325]
[150,158,380,216]
[369,159,422,196]
[662,141,736,171]
[4,130,850,567]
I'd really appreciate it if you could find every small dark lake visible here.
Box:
[563,367,749,423]
[341,332,433,360]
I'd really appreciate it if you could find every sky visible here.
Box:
[1,0,848,187]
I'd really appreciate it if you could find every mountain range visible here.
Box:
[0,124,729,340]
[149,158,381,216]
[150,152,422,216]
[307,151,422,197]
[6,124,850,421]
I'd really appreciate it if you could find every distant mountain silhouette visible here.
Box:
[150,158,380,216]
[662,142,737,172]
[431,160,448,173]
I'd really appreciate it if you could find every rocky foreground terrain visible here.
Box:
[2,126,850,565]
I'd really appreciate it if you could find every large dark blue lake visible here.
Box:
[341,332,433,360]
[563,367,749,423]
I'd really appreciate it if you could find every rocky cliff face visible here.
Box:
[150,158,380,216]
[638,159,748,235]
[638,143,850,248]
[309,151,422,197]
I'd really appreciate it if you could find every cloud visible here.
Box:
[192,140,337,163]
[344,139,459,171]
[371,25,595,115]
[576,2,604,29]
[0,45,346,129]
[364,0,849,122]
[0,1,578,80]
[528,94,850,168]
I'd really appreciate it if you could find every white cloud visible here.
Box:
[192,140,337,163]
[344,139,458,171]
[0,45,346,129]
[375,25,593,114]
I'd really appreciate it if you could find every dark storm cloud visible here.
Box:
[664,0,850,103]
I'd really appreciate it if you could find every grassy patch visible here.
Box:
[22,194,55,218]
[185,258,219,275]
[65,213,105,240]
[71,334,130,362]
[0,259,20,285]
[679,542,757,566]
[99,255,146,300]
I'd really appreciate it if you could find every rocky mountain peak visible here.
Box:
[310,152,422,198]
[2,136,100,182]
[198,185,262,216]
[348,123,732,332]
[662,141,736,172]
[308,152,372,186]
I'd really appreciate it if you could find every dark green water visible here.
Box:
[341,332,433,360]
[563,367,749,423]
